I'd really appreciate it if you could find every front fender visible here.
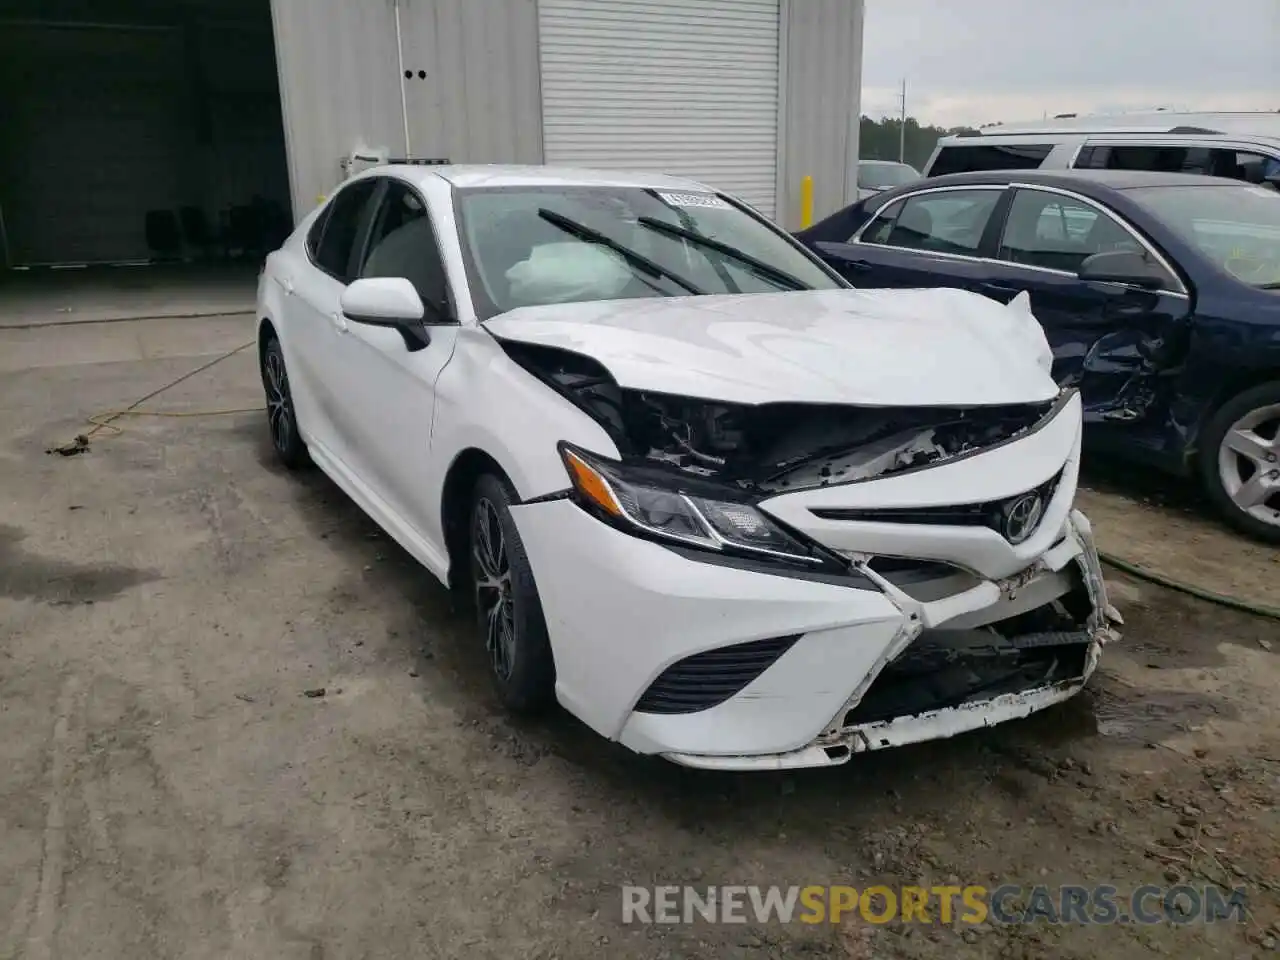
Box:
[429,327,620,511]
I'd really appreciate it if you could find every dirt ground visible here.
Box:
[1,314,1278,960]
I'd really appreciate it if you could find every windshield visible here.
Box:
[857,162,920,190]
[1128,183,1280,288]
[454,186,844,318]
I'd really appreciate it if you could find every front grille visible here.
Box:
[811,471,1063,543]
[633,635,802,715]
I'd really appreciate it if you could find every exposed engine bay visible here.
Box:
[501,341,1059,493]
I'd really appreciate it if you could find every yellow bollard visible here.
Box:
[799,175,814,230]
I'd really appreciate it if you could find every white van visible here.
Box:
[923,112,1280,187]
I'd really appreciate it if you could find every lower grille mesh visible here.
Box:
[634,635,802,715]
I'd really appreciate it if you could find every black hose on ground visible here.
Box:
[1099,551,1280,622]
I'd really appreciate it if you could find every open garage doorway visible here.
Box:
[0,0,290,285]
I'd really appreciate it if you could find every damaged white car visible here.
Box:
[257,164,1118,770]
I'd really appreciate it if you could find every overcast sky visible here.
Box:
[862,0,1280,129]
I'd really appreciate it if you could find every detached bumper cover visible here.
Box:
[511,488,1117,770]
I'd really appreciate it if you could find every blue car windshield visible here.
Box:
[1128,183,1280,288]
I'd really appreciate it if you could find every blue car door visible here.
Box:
[966,186,1192,422]
[808,186,1011,294]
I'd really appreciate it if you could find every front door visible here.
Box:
[973,187,1193,424]
[326,177,460,556]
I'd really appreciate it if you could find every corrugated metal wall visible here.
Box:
[270,0,863,229]
[538,0,781,218]
[779,0,864,229]
[270,0,543,221]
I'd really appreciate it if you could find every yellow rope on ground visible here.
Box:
[46,339,258,455]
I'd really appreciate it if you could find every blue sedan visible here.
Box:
[797,169,1280,543]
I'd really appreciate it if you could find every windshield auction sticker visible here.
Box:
[657,192,729,209]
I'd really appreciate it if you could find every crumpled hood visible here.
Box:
[482,288,1058,407]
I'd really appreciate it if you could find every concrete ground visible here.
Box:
[0,263,257,329]
[1,315,1278,960]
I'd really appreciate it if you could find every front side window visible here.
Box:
[313,179,378,280]
[1128,183,1280,288]
[359,181,449,308]
[454,186,844,318]
[999,189,1148,275]
[859,189,1003,255]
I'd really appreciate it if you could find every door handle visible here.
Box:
[838,258,873,272]
[281,276,295,295]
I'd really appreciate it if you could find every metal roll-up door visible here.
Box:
[537,0,781,218]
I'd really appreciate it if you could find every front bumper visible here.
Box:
[509,493,1117,771]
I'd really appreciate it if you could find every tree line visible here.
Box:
[859,116,977,172]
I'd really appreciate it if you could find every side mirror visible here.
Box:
[341,277,432,350]
[1077,250,1165,290]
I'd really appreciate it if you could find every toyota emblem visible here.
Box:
[1003,493,1044,544]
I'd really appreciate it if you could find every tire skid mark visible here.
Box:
[25,675,81,960]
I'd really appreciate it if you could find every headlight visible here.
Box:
[559,445,824,566]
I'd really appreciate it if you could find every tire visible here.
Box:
[1197,381,1280,544]
[261,335,310,470]
[469,473,556,712]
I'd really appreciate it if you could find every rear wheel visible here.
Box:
[261,335,309,470]
[469,473,555,712]
[1198,381,1280,543]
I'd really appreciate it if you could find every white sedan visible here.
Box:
[256,164,1117,771]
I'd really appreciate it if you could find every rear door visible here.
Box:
[811,186,1010,294]
[970,186,1193,417]
[282,177,380,465]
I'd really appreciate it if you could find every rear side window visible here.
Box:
[305,206,332,260]
[312,179,379,280]
[859,189,1003,255]
[928,144,1053,177]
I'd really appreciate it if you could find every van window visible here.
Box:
[1075,144,1279,185]
[928,143,1053,177]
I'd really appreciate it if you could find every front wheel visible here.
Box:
[469,473,556,713]
[1198,381,1280,543]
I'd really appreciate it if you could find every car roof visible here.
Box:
[962,111,1280,139]
[912,169,1238,192]
[939,128,1280,148]
[373,163,715,192]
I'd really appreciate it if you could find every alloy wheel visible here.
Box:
[265,348,293,455]
[473,497,516,681]
[1216,401,1280,529]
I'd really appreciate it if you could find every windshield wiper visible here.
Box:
[1258,281,1280,290]
[536,209,705,295]
[636,216,809,292]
